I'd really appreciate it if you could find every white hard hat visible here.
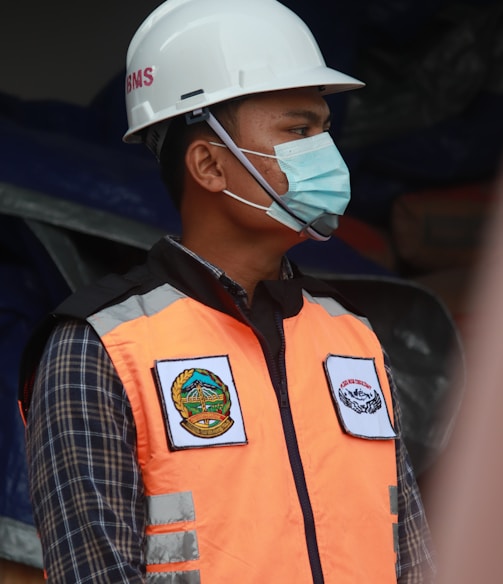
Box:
[123,0,364,142]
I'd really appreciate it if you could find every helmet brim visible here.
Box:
[123,67,364,143]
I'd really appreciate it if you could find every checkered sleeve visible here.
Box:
[385,361,437,583]
[26,320,146,583]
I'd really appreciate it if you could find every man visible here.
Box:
[20,0,435,582]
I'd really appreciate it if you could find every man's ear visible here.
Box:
[185,139,227,193]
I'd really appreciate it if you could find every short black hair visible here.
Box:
[158,98,245,211]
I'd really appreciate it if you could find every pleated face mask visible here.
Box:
[267,131,351,236]
[212,131,351,240]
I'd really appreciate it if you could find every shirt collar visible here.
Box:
[166,235,294,301]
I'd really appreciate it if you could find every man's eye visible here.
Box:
[291,127,308,136]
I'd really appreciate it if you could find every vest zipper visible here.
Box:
[266,310,325,584]
[237,301,325,582]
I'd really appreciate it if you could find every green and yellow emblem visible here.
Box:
[171,368,234,438]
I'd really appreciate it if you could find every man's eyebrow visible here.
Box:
[282,110,332,125]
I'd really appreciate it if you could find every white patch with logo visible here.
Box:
[324,355,397,439]
[155,355,247,450]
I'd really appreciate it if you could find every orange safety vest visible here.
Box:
[88,284,398,583]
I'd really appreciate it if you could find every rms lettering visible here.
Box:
[126,67,154,93]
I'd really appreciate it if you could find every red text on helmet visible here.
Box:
[126,67,154,94]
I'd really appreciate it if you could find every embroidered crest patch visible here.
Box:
[338,378,382,415]
[324,355,397,440]
[172,367,234,438]
[155,355,247,449]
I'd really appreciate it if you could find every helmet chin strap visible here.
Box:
[205,111,329,241]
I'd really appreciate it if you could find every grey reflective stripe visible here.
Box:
[88,283,187,336]
[303,290,373,330]
[389,485,398,515]
[146,570,201,584]
[147,492,195,525]
[393,523,399,553]
[146,530,199,565]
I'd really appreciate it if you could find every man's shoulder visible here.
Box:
[18,261,160,418]
[56,236,183,321]
[56,265,152,321]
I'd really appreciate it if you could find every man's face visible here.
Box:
[225,87,332,203]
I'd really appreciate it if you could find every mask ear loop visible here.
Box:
[206,112,330,241]
[206,112,281,199]
[221,189,269,210]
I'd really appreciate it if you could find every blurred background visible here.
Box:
[1,0,502,580]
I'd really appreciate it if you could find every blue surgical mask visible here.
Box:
[207,112,351,240]
[265,132,351,237]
